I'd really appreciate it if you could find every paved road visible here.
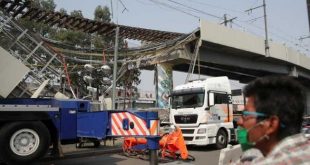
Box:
[35,145,221,165]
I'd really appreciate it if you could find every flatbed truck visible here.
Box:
[0,98,160,164]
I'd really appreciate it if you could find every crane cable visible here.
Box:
[43,42,77,99]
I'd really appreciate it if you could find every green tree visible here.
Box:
[30,0,56,11]
[70,10,84,18]
[51,10,91,48]
[40,0,56,11]
[59,8,68,15]
[18,0,56,37]
[92,6,113,48]
[94,6,111,22]
[118,64,141,109]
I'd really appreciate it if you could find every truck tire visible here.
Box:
[0,121,51,164]
[93,139,101,148]
[215,129,228,149]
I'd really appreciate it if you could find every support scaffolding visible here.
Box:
[0,11,64,98]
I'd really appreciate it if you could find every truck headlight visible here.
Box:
[197,128,206,134]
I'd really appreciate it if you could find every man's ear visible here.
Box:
[265,116,280,135]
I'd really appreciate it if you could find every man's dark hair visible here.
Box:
[243,76,305,140]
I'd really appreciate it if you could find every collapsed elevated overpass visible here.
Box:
[170,20,310,83]
[147,20,310,113]
[0,0,310,113]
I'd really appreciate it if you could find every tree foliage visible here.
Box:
[18,0,56,37]
[94,5,111,22]
[39,0,56,11]
[92,5,113,49]
[70,10,84,18]
[59,8,68,15]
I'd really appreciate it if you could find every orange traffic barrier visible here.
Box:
[123,126,190,160]
[159,127,188,160]
[123,137,147,154]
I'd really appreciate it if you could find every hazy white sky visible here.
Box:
[53,0,309,49]
[53,0,310,90]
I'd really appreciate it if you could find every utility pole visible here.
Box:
[223,14,228,26]
[299,35,310,41]
[245,0,269,57]
[262,0,269,56]
[112,26,120,110]
[221,14,237,28]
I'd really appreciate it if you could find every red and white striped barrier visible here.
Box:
[111,112,159,136]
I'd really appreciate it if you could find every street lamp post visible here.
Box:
[112,26,120,110]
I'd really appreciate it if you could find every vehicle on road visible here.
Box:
[169,76,244,149]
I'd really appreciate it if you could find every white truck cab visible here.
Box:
[170,76,236,149]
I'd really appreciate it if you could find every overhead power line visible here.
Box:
[118,0,129,13]
[135,0,153,6]
[148,0,199,18]
[233,20,310,54]
[184,0,245,15]
[166,0,223,20]
[246,16,264,24]
[244,0,269,57]
[139,0,309,55]
[183,0,308,54]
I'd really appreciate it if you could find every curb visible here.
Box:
[39,146,123,162]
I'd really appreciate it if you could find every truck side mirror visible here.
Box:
[208,92,215,107]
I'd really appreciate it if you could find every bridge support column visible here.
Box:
[306,88,310,115]
[155,63,173,108]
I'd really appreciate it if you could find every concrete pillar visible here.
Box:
[155,63,173,108]
[306,88,310,115]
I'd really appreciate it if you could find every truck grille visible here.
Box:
[184,137,193,141]
[174,114,197,124]
[181,129,195,134]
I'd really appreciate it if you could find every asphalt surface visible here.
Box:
[39,139,124,162]
[0,138,232,165]
[35,142,222,165]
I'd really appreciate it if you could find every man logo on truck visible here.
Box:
[180,116,191,123]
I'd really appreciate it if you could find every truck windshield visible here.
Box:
[171,92,205,109]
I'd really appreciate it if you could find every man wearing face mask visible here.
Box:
[233,76,310,164]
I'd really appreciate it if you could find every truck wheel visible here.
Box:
[0,121,51,164]
[215,129,227,149]
[93,140,101,148]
